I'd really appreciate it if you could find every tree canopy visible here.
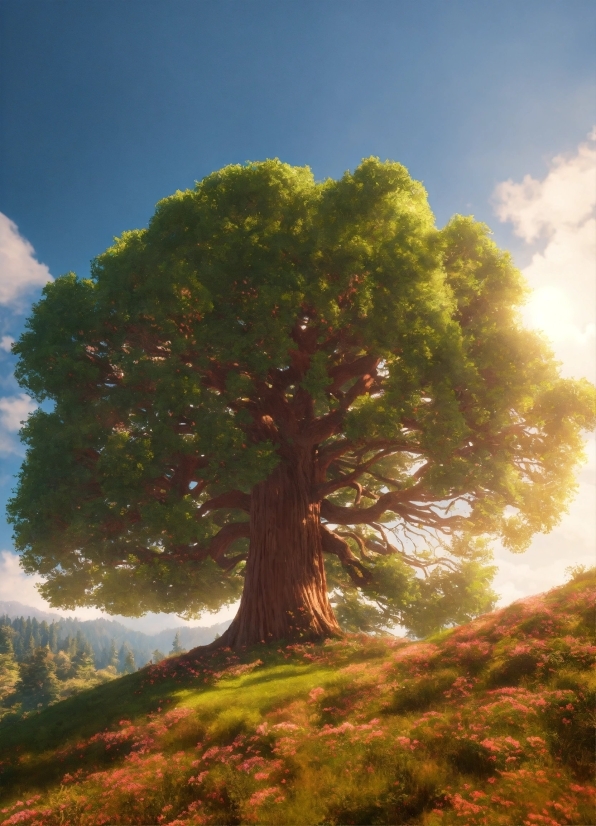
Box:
[9,158,595,644]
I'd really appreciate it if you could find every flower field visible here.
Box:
[0,571,594,825]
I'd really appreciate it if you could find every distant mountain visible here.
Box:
[0,601,64,623]
[0,600,232,667]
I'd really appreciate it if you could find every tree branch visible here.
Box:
[320,524,373,585]
[328,354,380,394]
[335,529,373,560]
[195,490,251,517]
[321,492,464,532]
[219,552,248,573]
[207,522,250,566]
[317,447,410,498]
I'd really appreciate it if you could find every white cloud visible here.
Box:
[0,392,36,432]
[0,336,14,352]
[0,392,37,455]
[493,437,595,598]
[0,548,237,631]
[0,213,52,309]
[0,550,106,621]
[494,128,596,382]
[491,133,596,606]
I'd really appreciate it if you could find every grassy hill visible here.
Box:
[0,572,594,826]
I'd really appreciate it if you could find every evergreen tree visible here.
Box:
[107,639,119,670]
[39,620,50,648]
[48,622,58,653]
[0,626,19,703]
[25,636,36,661]
[72,638,96,680]
[31,617,40,649]
[61,635,77,657]
[170,632,185,656]
[23,619,33,657]
[13,646,60,711]
[54,650,73,680]
[11,618,24,660]
[152,649,166,664]
[118,643,137,674]
[123,647,136,674]
[0,625,14,655]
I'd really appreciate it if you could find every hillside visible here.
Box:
[0,572,594,826]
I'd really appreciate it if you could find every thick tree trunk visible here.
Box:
[218,449,341,649]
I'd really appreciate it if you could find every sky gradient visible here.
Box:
[0,0,594,632]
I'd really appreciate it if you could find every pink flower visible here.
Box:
[188,770,209,784]
[247,786,279,806]
[308,686,325,702]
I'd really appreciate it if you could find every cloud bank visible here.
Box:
[492,129,596,605]
[0,213,52,310]
[0,549,237,631]
[0,393,37,433]
[0,215,49,452]
[0,392,36,455]
[494,128,596,383]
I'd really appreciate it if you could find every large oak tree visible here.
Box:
[9,159,595,648]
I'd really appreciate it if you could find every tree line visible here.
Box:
[0,616,186,717]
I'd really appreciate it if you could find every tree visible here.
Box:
[170,632,185,656]
[48,622,58,653]
[123,648,136,674]
[72,639,96,680]
[12,646,60,711]
[117,643,136,674]
[107,639,119,670]
[152,648,166,664]
[8,159,595,649]
[54,650,73,681]
[0,626,19,703]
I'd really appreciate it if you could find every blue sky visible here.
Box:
[0,0,594,632]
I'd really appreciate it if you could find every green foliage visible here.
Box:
[7,158,595,633]
[152,648,166,664]
[0,627,18,703]
[327,535,498,637]
[11,646,60,711]
[0,626,14,657]
[53,650,73,681]
[170,631,185,656]
[72,646,96,680]
[119,644,136,675]
[107,638,119,670]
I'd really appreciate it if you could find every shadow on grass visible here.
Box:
[0,654,332,802]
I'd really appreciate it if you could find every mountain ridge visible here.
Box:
[0,600,232,666]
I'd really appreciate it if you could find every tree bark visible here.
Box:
[218,449,341,649]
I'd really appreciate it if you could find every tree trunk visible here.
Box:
[218,449,341,649]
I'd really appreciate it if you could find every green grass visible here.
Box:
[0,573,595,825]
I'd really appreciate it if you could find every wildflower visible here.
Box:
[247,786,279,806]
[271,722,299,731]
